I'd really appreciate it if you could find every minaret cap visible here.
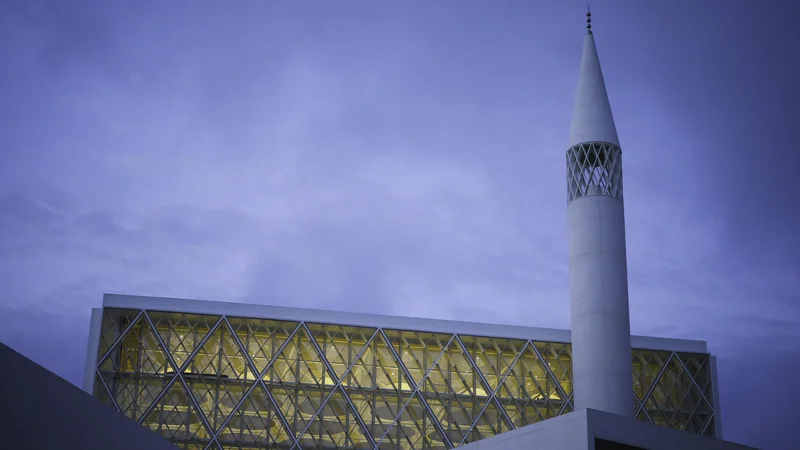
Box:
[586,5,592,34]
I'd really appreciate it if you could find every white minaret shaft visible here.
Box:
[567,11,633,418]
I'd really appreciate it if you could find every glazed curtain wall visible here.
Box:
[92,308,716,450]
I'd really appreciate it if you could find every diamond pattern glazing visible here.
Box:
[94,309,716,449]
[566,142,623,202]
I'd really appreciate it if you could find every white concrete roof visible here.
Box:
[102,293,707,353]
[460,408,751,450]
[568,31,620,148]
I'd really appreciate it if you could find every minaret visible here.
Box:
[566,8,633,418]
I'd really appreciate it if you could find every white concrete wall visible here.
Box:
[459,410,591,450]
[569,194,633,418]
[588,409,756,450]
[458,409,757,450]
[82,307,103,394]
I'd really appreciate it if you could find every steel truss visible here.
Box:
[566,141,623,202]
[93,308,716,450]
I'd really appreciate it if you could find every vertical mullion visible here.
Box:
[213,322,226,433]
[257,323,303,449]
[458,339,524,445]
[132,321,143,421]
[143,313,224,447]
[297,324,378,448]
[377,332,455,449]
[97,310,145,367]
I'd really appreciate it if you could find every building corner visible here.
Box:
[82,307,103,394]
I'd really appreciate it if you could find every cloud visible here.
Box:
[1,2,798,449]
[240,152,567,323]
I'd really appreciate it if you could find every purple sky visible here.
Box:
[1,1,798,449]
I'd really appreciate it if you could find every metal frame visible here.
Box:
[297,323,379,449]
[566,141,623,203]
[633,351,673,421]
[453,335,514,445]
[376,333,455,449]
[142,313,224,445]
[93,308,718,449]
[460,339,526,445]
[205,317,300,450]
[253,321,304,448]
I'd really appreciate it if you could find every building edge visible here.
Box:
[82,307,103,394]
[710,355,724,439]
[99,292,708,354]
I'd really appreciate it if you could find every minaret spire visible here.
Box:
[568,12,620,150]
[566,8,634,419]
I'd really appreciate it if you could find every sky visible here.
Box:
[0,0,798,448]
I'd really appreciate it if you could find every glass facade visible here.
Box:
[92,308,716,450]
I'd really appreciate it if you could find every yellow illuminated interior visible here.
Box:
[95,309,714,449]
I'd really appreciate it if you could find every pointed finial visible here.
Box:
[586,5,592,34]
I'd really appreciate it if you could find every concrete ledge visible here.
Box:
[460,410,591,449]
[588,409,755,450]
[459,409,757,450]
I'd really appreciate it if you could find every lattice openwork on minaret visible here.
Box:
[93,308,717,450]
[566,142,623,203]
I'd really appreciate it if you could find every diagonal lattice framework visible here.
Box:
[634,351,716,436]
[95,309,717,449]
[566,141,623,202]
